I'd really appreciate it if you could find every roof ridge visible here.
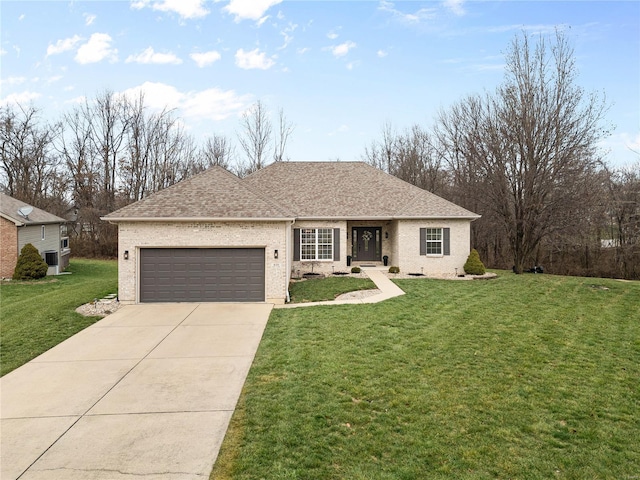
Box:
[235,169,295,218]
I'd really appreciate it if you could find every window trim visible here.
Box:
[300,228,334,261]
[425,227,443,256]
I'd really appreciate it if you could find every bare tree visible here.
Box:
[0,103,62,208]
[437,32,609,273]
[237,100,272,175]
[198,134,235,171]
[273,108,294,162]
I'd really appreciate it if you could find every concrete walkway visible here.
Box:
[0,303,272,480]
[276,267,405,309]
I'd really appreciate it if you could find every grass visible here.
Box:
[211,272,640,479]
[0,258,118,376]
[288,276,376,303]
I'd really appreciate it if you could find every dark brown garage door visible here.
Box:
[139,248,265,303]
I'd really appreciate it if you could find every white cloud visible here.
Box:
[377,49,388,58]
[1,91,42,105]
[297,47,310,55]
[75,33,118,64]
[1,76,27,87]
[190,50,222,67]
[329,124,350,136]
[0,48,6,56]
[443,0,465,16]
[279,22,297,50]
[224,0,283,22]
[126,47,182,65]
[131,0,209,19]
[327,31,339,40]
[45,75,63,85]
[65,95,87,105]
[47,35,83,56]
[330,41,356,58]
[235,48,276,70]
[378,0,437,24]
[18,14,25,21]
[121,81,251,121]
[84,13,97,26]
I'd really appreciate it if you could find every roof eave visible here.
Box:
[0,212,24,226]
[295,214,482,221]
[101,216,296,223]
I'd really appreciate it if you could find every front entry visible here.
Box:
[352,227,382,262]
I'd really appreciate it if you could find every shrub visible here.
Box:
[388,266,400,274]
[13,243,48,280]
[351,267,361,274]
[464,249,486,275]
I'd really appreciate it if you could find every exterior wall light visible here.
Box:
[385,232,389,239]
[274,249,278,259]
[124,250,129,260]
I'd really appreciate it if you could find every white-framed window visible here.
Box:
[41,225,46,240]
[425,228,442,255]
[301,228,333,261]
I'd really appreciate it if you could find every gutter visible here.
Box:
[101,216,297,223]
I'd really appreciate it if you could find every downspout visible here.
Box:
[286,219,296,303]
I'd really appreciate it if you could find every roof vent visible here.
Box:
[17,206,33,220]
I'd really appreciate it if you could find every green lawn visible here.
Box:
[0,259,118,376]
[289,276,376,303]
[212,273,640,479]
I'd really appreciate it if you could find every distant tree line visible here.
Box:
[363,32,639,279]
[1,94,292,257]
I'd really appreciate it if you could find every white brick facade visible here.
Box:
[290,219,472,276]
[117,221,289,304]
[393,219,471,276]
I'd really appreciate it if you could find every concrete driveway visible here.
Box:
[0,303,272,480]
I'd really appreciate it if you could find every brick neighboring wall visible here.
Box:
[117,221,288,304]
[0,217,18,278]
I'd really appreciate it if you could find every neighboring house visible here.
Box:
[0,193,71,278]
[103,162,480,304]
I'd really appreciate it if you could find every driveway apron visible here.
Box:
[0,303,273,480]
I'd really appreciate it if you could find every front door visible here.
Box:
[353,227,382,262]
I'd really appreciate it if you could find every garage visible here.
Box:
[139,248,265,303]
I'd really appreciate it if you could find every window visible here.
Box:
[301,228,333,260]
[61,237,69,250]
[425,228,442,255]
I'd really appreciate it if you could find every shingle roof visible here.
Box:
[103,162,479,221]
[103,165,294,221]
[0,193,66,226]
[244,162,479,219]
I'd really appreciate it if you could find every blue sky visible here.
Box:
[1,0,638,168]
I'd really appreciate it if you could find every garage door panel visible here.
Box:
[140,248,265,303]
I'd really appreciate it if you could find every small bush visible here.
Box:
[351,267,361,274]
[13,243,48,280]
[388,266,400,274]
[464,249,486,275]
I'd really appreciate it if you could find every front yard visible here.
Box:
[0,259,118,376]
[212,273,640,479]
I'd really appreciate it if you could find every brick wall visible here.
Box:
[117,221,288,304]
[0,217,18,278]
[395,219,471,276]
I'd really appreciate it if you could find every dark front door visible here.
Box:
[352,227,382,262]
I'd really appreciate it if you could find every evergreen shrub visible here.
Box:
[13,243,48,280]
[464,249,486,275]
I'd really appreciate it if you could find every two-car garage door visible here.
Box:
[139,248,265,303]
